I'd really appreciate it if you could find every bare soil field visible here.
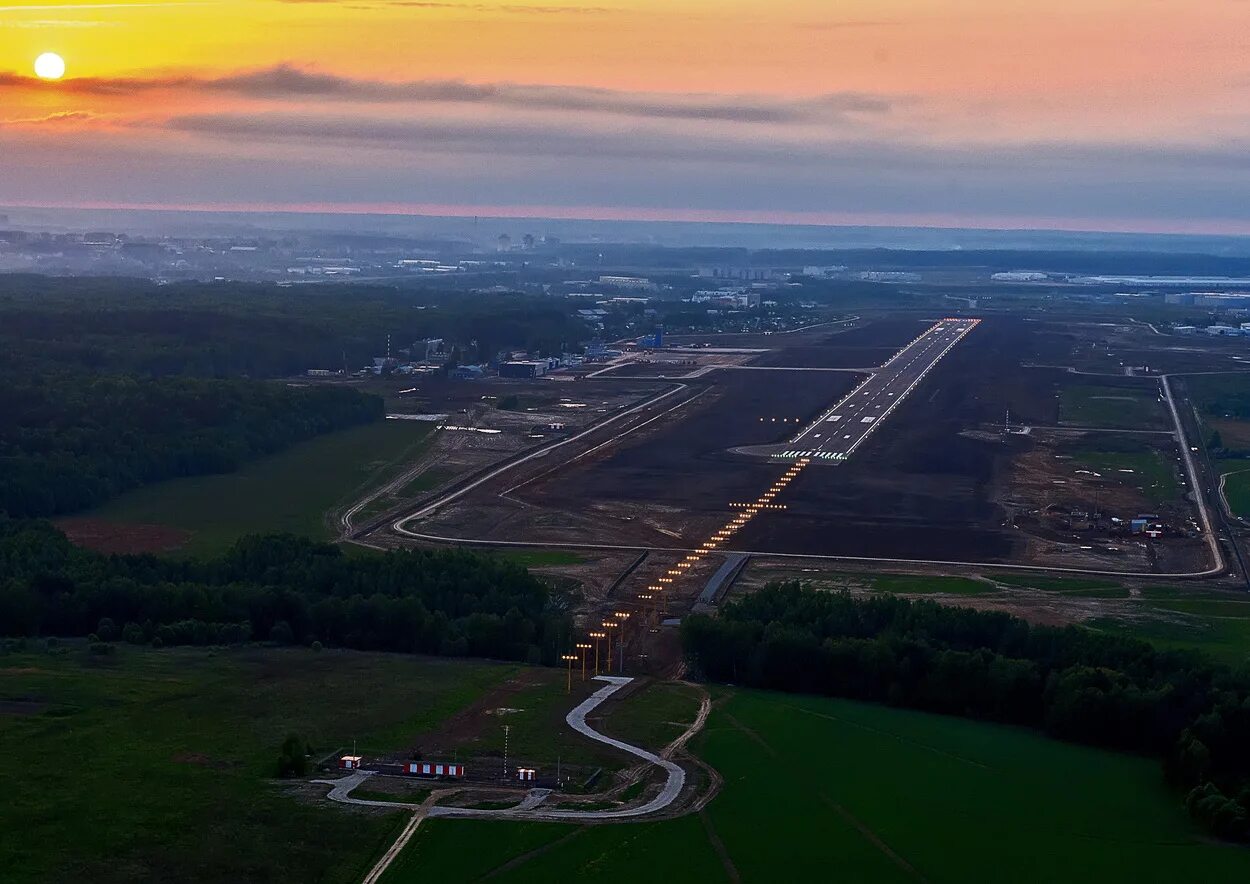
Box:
[747,316,930,369]
[393,313,1218,574]
[54,517,192,554]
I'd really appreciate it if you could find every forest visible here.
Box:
[0,275,593,518]
[0,520,572,665]
[0,275,587,376]
[0,372,381,517]
[682,582,1250,841]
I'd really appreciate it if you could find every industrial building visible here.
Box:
[598,275,654,290]
[500,361,548,379]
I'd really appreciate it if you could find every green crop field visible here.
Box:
[385,688,1250,884]
[1072,448,1181,504]
[1058,384,1168,429]
[87,420,434,556]
[0,645,514,884]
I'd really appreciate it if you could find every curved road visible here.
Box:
[318,676,690,822]
[429,677,688,822]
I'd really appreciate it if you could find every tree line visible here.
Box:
[0,275,588,376]
[0,521,573,665]
[682,582,1250,841]
[0,372,382,518]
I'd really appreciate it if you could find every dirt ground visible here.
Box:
[54,517,191,554]
[391,312,1231,583]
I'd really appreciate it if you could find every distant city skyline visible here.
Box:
[4,0,1250,235]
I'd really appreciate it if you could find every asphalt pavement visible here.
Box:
[779,318,980,462]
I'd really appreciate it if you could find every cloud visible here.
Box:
[211,65,898,122]
[151,108,1250,178]
[2,110,100,125]
[8,112,1250,232]
[155,109,900,164]
[4,62,900,125]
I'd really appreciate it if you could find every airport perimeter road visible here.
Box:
[779,318,980,462]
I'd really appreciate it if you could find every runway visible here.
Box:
[777,318,980,462]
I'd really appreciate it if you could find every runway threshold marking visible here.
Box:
[776,318,980,465]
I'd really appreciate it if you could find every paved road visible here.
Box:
[778,318,979,462]
[318,676,693,825]
[429,676,688,822]
[386,382,694,538]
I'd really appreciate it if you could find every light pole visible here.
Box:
[589,631,606,675]
[561,653,577,693]
[502,724,510,784]
[576,642,592,681]
[613,611,631,673]
[602,622,618,673]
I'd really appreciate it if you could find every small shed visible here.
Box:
[340,755,363,770]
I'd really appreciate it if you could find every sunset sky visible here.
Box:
[3,0,1250,233]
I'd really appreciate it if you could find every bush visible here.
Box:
[88,641,116,656]
[269,621,295,646]
[96,618,116,641]
[277,734,311,778]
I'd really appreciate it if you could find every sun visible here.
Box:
[34,52,66,81]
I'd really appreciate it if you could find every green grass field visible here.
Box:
[815,573,994,596]
[0,645,514,884]
[867,573,994,595]
[1058,384,1168,429]
[1072,448,1181,504]
[490,550,587,568]
[1217,460,1250,518]
[399,467,453,497]
[455,670,628,775]
[87,420,434,556]
[387,689,1250,884]
[991,573,1130,597]
[597,681,704,753]
[1094,596,1250,667]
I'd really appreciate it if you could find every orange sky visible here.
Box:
[3,0,1250,232]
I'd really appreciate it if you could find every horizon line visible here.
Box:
[3,198,1250,240]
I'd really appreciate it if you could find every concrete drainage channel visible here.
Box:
[315,676,707,883]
